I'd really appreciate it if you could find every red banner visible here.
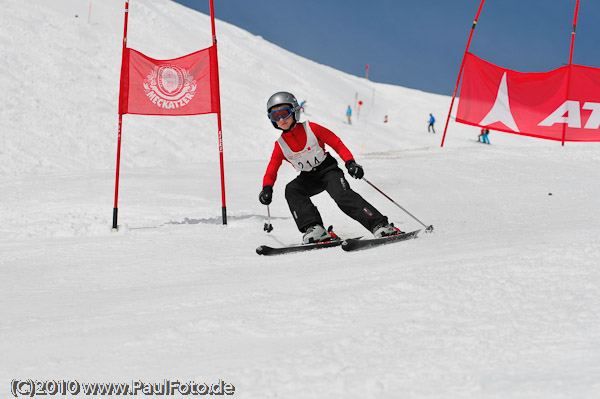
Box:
[119,47,219,116]
[456,52,600,142]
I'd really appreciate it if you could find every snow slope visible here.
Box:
[1,0,600,398]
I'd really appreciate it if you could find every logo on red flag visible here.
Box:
[143,65,198,110]
[478,72,520,132]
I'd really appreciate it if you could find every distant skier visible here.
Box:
[384,115,388,123]
[428,113,435,133]
[300,100,306,113]
[258,91,400,244]
[346,105,352,125]
[479,128,490,144]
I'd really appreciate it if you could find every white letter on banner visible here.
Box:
[539,100,581,128]
[582,102,600,129]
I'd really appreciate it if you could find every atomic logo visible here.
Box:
[479,72,520,132]
[143,65,197,109]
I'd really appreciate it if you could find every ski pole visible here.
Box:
[263,205,274,233]
[362,177,434,233]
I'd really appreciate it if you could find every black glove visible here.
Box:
[259,185,273,205]
[345,160,364,179]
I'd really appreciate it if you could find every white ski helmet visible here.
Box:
[267,91,301,129]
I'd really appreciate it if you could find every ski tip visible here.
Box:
[340,239,359,252]
[256,246,266,255]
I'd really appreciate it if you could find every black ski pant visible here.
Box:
[284,156,387,233]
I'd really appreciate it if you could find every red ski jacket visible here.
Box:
[262,122,354,187]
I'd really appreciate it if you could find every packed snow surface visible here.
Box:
[1,0,599,398]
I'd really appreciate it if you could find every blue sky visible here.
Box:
[173,0,600,96]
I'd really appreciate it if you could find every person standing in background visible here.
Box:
[479,128,491,144]
[346,105,352,125]
[428,113,435,133]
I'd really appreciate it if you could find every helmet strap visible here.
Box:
[282,117,297,132]
[273,115,297,132]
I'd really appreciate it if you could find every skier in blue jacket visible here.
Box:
[428,113,435,133]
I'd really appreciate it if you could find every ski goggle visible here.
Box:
[268,107,294,122]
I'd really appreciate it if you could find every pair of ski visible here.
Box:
[256,229,420,256]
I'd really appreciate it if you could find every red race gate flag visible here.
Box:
[456,52,600,142]
[119,46,219,116]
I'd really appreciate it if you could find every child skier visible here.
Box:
[258,91,400,244]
